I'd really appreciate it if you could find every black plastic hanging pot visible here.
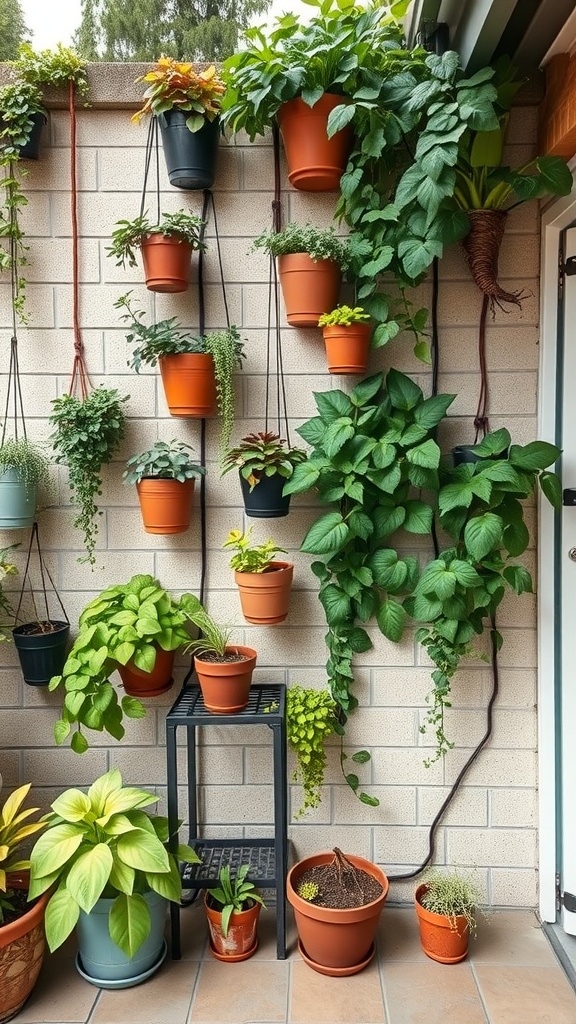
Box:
[12,620,70,686]
[158,111,220,190]
[240,473,291,519]
[452,445,509,467]
[18,111,47,160]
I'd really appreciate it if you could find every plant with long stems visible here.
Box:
[0,544,19,643]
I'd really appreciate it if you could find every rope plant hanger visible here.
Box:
[13,522,69,632]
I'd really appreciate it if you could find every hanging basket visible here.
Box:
[158,111,220,190]
[18,111,48,160]
[140,234,192,293]
[12,621,70,687]
[277,94,353,192]
[136,478,195,534]
[462,210,524,312]
[278,254,342,327]
[0,470,37,529]
[239,473,291,519]
[322,324,372,374]
[159,354,217,417]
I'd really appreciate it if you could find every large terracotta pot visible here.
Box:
[322,323,372,375]
[0,875,50,1023]
[140,234,192,293]
[234,562,293,624]
[159,354,217,417]
[204,893,261,961]
[194,646,257,714]
[287,852,389,976]
[278,254,342,327]
[117,646,175,698]
[136,478,195,534]
[414,884,470,964]
[277,94,353,192]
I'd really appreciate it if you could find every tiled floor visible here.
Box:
[16,904,576,1024]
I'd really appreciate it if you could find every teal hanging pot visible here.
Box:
[0,469,37,529]
[158,111,220,190]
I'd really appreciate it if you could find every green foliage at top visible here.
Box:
[0,0,29,62]
[123,440,205,485]
[419,868,485,936]
[222,431,307,491]
[0,782,45,919]
[253,222,355,270]
[0,544,18,644]
[286,685,337,818]
[318,305,370,327]
[10,42,89,98]
[207,862,265,937]
[132,58,225,132]
[0,81,45,153]
[183,593,236,659]
[50,388,129,568]
[0,436,51,488]
[28,768,199,955]
[224,527,287,573]
[107,210,206,269]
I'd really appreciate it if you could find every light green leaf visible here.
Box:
[51,790,91,823]
[45,885,80,953]
[116,829,169,873]
[66,844,113,913]
[30,823,84,879]
[108,857,136,895]
[87,768,122,816]
[109,892,151,959]
[406,439,441,469]
[464,513,503,561]
[301,513,350,555]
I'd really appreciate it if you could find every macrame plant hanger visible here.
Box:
[13,521,69,630]
[265,122,291,444]
[67,78,91,401]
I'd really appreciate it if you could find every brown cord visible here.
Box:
[67,79,90,398]
[462,210,525,313]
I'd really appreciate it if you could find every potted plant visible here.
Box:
[115,293,245,456]
[415,869,485,964]
[0,80,47,159]
[49,387,129,567]
[253,223,353,327]
[0,783,47,1023]
[223,527,293,624]
[317,304,372,374]
[0,437,51,529]
[124,439,205,535]
[184,594,257,714]
[0,545,18,644]
[221,431,307,518]
[204,863,265,961]
[49,574,195,751]
[28,768,200,987]
[287,847,388,976]
[107,210,206,293]
[132,58,225,190]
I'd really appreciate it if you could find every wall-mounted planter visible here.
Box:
[234,561,293,624]
[158,111,220,190]
[12,620,70,687]
[278,254,341,327]
[0,469,37,529]
[159,354,217,417]
[140,234,192,293]
[194,646,257,714]
[239,473,291,519]
[277,94,353,192]
[322,323,372,375]
[18,111,47,160]
[136,478,195,534]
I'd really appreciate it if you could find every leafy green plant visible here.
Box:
[133,58,225,131]
[206,862,265,937]
[286,685,337,819]
[0,81,45,153]
[297,880,319,902]
[183,594,235,659]
[107,210,206,270]
[0,782,45,922]
[0,544,18,644]
[222,431,307,491]
[123,439,205,485]
[419,868,485,936]
[49,388,129,568]
[223,527,286,573]
[207,327,245,460]
[49,574,195,751]
[318,305,370,327]
[253,222,354,271]
[0,436,51,488]
[9,42,89,98]
[28,768,199,955]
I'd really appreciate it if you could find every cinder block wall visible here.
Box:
[0,67,541,905]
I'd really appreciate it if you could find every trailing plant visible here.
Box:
[9,42,89,98]
[206,863,265,937]
[222,431,307,490]
[253,222,355,271]
[419,868,485,936]
[286,685,338,819]
[49,388,129,568]
[107,210,206,270]
[123,439,205,485]
[0,782,45,922]
[28,768,199,956]
[207,327,245,460]
[0,436,51,488]
[224,527,287,573]
[0,544,18,643]
[183,594,235,659]
[49,574,194,752]
[0,81,45,153]
[318,305,370,327]
[133,58,226,131]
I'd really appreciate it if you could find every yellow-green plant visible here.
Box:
[223,527,286,573]
[0,544,18,643]
[318,305,370,327]
[286,686,338,819]
[0,783,45,922]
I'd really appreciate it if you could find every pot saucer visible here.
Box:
[208,938,258,962]
[297,939,375,976]
[74,939,167,989]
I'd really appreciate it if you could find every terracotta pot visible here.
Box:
[0,874,50,1023]
[277,94,353,192]
[194,646,257,714]
[286,852,389,976]
[140,234,192,293]
[322,323,372,374]
[204,892,261,961]
[278,254,341,327]
[234,562,293,624]
[414,884,470,964]
[117,647,176,698]
[159,353,217,417]
[136,478,195,534]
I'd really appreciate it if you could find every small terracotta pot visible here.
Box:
[277,94,353,192]
[0,874,50,1024]
[322,323,372,374]
[117,647,175,698]
[140,234,192,293]
[234,562,293,624]
[414,884,470,964]
[287,852,389,975]
[159,353,217,417]
[194,646,257,714]
[278,254,341,327]
[136,478,195,534]
[204,893,261,961]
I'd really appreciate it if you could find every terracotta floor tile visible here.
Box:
[15,956,98,1023]
[90,960,199,1024]
[289,959,386,1023]
[473,964,576,1024]
[382,961,486,1024]
[189,960,288,1022]
[177,903,211,959]
[377,907,426,962]
[470,911,556,965]
[252,907,299,961]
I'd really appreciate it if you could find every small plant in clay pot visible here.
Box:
[223,527,293,625]
[184,594,257,714]
[415,868,486,964]
[204,862,265,962]
[317,304,372,375]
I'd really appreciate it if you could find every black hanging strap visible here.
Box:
[14,522,68,626]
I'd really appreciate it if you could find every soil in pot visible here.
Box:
[194,645,257,714]
[12,619,70,687]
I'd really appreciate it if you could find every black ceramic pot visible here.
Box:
[240,473,291,519]
[18,111,47,159]
[452,444,509,467]
[12,620,70,685]
[158,111,220,190]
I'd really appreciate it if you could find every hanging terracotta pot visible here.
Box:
[204,892,261,961]
[287,851,389,976]
[140,234,192,293]
[277,94,353,192]
[239,473,291,519]
[117,646,175,698]
[193,646,257,714]
[322,323,373,374]
[159,354,217,417]
[234,562,293,625]
[414,884,470,964]
[136,478,195,534]
[0,874,50,1024]
[278,254,341,327]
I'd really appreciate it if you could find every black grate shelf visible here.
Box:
[182,839,277,887]
[166,682,285,724]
